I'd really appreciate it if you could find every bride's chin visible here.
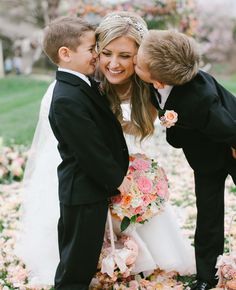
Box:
[105,75,124,85]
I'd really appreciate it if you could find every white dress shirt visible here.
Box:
[58,67,91,87]
[156,85,173,109]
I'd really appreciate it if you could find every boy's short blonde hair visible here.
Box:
[140,30,200,85]
[42,16,94,64]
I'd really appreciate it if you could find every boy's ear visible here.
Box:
[58,47,71,63]
[153,80,165,89]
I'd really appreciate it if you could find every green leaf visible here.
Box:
[120,216,130,232]
[130,215,137,223]
[152,161,158,168]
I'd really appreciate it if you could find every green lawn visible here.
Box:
[220,79,236,94]
[0,74,235,146]
[0,76,51,146]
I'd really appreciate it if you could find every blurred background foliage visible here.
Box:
[0,0,236,145]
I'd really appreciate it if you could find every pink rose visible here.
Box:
[142,194,153,206]
[160,110,178,128]
[165,110,178,122]
[132,158,151,171]
[131,170,144,180]
[156,180,168,198]
[137,176,153,193]
[134,206,144,215]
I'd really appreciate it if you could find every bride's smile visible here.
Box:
[98,36,138,85]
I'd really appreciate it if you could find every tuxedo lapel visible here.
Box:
[163,86,178,110]
[56,71,115,120]
[56,71,123,132]
[150,86,161,109]
[81,84,124,131]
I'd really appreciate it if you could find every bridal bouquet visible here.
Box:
[111,153,169,232]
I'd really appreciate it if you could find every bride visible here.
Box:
[16,11,195,287]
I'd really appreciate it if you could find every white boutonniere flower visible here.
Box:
[159,110,178,128]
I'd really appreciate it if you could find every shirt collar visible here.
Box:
[58,68,91,86]
[158,85,173,109]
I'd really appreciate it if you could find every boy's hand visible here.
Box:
[117,176,131,194]
[232,147,236,159]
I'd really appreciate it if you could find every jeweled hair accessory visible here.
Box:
[103,14,148,38]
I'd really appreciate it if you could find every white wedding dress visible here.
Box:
[115,102,196,276]
[15,83,196,287]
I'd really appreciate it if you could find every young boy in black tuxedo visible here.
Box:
[135,29,236,290]
[43,17,129,290]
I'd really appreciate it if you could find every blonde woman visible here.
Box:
[96,11,196,275]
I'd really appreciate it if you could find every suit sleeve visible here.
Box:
[52,96,125,191]
[192,93,236,148]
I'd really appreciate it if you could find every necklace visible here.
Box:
[116,83,132,103]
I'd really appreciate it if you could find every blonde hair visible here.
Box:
[141,30,200,85]
[95,11,155,140]
[43,16,94,64]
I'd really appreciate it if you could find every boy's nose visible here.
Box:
[93,50,98,58]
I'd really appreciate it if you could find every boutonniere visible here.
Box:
[158,109,178,128]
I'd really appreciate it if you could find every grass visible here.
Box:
[0,73,235,146]
[220,78,236,94]
[0,75,51,146]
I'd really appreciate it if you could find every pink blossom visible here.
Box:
[7,265,28,284]
[14,157,25,166]
[129,280,139,289]
[136,216,143,223]
[131,170,144,180]
[156,180,168,198]
[11,162,23,177]
[133,206,143,215]
[132,158,151,171]
[142,194,153,206]
[137,176,153,194]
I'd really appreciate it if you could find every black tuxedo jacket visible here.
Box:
[49,71,129,205]
[152,70,236,173]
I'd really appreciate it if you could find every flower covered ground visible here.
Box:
[0,125,235,290]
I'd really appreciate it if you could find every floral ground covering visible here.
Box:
[0,126,235,289]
